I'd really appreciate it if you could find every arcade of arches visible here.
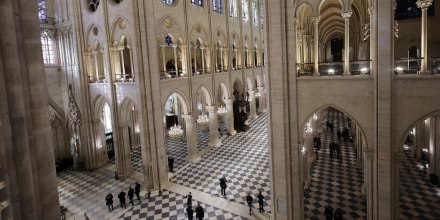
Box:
[1,0,440,219]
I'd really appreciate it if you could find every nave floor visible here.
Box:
[57,112,270,219]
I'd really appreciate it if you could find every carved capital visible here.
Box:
[416,0,433,9]
[205,105,216,113]
[341,11,353,19]
[311,16,321,23]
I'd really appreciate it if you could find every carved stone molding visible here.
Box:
[416,0,433,9]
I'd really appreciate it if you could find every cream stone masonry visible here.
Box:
[417,0,433,75]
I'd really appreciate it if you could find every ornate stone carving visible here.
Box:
[67,84,82,130]
[341,11,353,19]
[311,16,321,23]
[416,0,433,9]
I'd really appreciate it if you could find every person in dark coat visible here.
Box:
[186,192,193,207]
[127,186,135,206]
[195,203,204,220]
[337,130,342,141]
[105,193,114,212]
[220,176,227,196]
[118,191,127,209]
[168,156,175,173]
[335,143,341,158]
[186,205,194,220]
[135,182,141,201]
[246,192,254,215]
[334,208,343,220]
[329,142,334,158]
[257,191,265,213]
[325,206,334,220]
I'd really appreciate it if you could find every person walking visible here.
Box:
[186,192,193,207]
[337,130,342,141]
[135,182,141,201]
[257,191,264,213]
[219,176,227,196]
[195,203,204,220]
[168,156,175,173]
[105,193,114,212]
[118,191,127,209]
[325,206,333,220]
[246,192,254,215]
[127,186,135,206]
[186,205,194,220]
[84,212,89,220]
[334,208,342,220]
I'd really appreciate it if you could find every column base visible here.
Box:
[343,72,351,76]
[189,155,201,163]
[258,108,267,113]
[227,130,237,136]
[208,139,222,147]
[313,72,320,77]
[250,114,258,119]
[419,70,431,75]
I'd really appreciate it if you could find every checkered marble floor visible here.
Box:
[304,108,367,219]
[399,150,440,219]
[196,122,211,152]
[118,189,248,220]
[171,113,272,213]
[131,147,143,173]
[57,167,138,220]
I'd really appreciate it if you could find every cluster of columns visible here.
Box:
[297,11,353,76]
[416,0,433,75]
[110,45,133,82]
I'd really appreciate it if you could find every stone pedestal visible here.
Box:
[223,99,236,136]
[206,106,221,147]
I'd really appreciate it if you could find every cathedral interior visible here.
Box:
[0,0,440,219]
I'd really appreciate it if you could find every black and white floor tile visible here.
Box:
[131,147,143,173]
[118,190,248,220]
[399,150,440,219]
[171,113,272,213]
[166,135,189,172]
[304,108,367,219]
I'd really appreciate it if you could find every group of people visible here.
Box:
[185,192,205,220]
[246,191,266,215]
[105,182,142,212]
[337,127,350,142]
[325,206,343,220]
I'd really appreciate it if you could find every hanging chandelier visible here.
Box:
[197,114,209,125]
[217,106,227,117]
[169,124,183,139]
[255,91,262,98]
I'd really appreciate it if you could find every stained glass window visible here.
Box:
[191,0,204,7]
[260,5,263,29]
[38,0,47,23]
[41,29,55,64]
[242,0,249,23]
[252,0,258,26]
[229,0,237,18]
[213,0,222,13]
[163,0,174,5]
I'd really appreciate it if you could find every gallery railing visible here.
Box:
[115,74,134,82]
[318,62,344,76]
[88,76,106,83]
[160,70,186,80]
[296,63,314,76]
[394,57,422,75]
[431,57,440,75]
[350,60,371,75]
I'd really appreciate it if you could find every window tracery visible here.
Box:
[213,0,222,13]
[41,29,55,64]
[229,0,237,17]
[242,0,249,23]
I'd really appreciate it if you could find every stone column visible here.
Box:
[363,149,374,219]
[304,129,314,186]
[223,99,236,136]
[342,11,352,76]
[206,106,221,147]
[182,115,199,162]
[201,47,205,73]
[119,124,133,176]
[417,0,433,75]
[434,114,440,178]
[312,16,321,76]
[257,86,266,112]
[248,90,257,119]
[220,48,224,71]
[173,45,179,76]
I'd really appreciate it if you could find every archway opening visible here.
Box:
[398,113,440,218]
[302,106,367,219]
